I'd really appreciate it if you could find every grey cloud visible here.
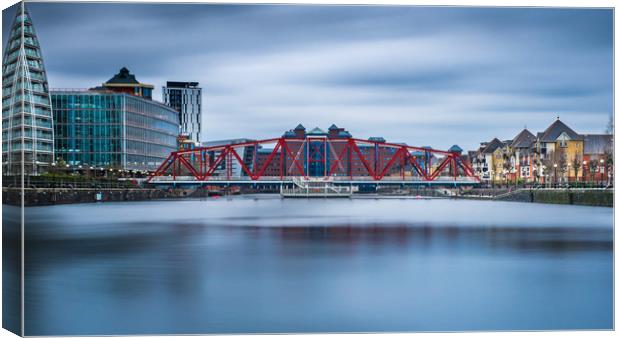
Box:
[1,2,613,150]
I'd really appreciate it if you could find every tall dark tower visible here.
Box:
[2,2,54,175]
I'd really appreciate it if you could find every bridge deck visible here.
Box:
[147,176,480,186]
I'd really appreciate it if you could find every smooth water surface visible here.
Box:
[23,196,613,335]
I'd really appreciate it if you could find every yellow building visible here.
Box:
[535,118,584,183]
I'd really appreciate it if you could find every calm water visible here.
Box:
[16,196,614,334]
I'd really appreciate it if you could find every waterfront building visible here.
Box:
[508,129,537,183]
[198,124,471,180]
[471,138,503,182]
[468,118,613,185]
[51,88,179,171]
[94,67,154,99]
[582,134,613,183]
[2,3,54,175]
[534,118,584,183]
[162,81,202,142]
[491,140,513,183]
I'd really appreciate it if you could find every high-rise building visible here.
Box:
[51,88,179,171]
[162,81,202,142]
[2,2,54,175]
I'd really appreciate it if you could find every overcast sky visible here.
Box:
[2,2,613,150]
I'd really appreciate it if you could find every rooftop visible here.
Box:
[307,127,327,135]
[539,118,582,142]
[510,129,536,148]
[166,81,200,88]
[106,67,139,85]
[582,134,613,155]
[202,138,256,147]
[481,138,504,154]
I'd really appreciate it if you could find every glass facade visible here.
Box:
[162,82,202,142]
[2,3,54,175]
[51,90,179,171]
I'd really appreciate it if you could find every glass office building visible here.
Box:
[2,3,54,175]
[51,90,179,171]
[162,81,202,142]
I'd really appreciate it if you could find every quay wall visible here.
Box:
[3,188,174,206]
[492,189,613,207]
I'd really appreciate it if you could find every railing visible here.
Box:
[148,175,480,183]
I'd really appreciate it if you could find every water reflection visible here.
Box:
[22,197,613,335]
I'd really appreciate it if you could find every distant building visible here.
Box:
[582,134,613,183]
[94,67,154,99]
[2,3,54,175]
[471,138,503,182]
[162,81,202,142]
[534,118,584,183]
[201,138,256,177]
[468,117,614,185]
[197,124,470,179]
[51,88,179,171]
[278,124,401,177]
[509,128,537,182]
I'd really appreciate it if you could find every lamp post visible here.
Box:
[600,158,605,184]
[553,163,558,187]
[582,160,587,184]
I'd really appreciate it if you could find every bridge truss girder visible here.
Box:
[147,137,479,183]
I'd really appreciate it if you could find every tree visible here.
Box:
[502,152,512,184]
[589,160,598,182]
[541,153,555,184]
[542,149,567,184]
[572,154,582,182]
[604,142,613,186]
[606,114,614,134]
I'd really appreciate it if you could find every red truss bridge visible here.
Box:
[148,129,479,187]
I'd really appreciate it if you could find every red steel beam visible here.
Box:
[148,135,480,182]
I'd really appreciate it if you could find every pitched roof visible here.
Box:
[106,67,139,84]
[539,119,582,142]
[510,129,536,148]
[307,127,326,135]
[582,134,613,155]
[328,124,339,130]
[294,124,306,131]
[337,131,352,137]
[448,144,463,152]
[481,138,504,154]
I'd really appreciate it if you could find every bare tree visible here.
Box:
[541,152,555,183]
[606,114,614,134]
[589,160,598,182]
[555,148,568,183]
[542,149,567,184]
[572,154,582,182]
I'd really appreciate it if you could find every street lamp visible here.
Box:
[583,160,587,183]
[553,163,558,187]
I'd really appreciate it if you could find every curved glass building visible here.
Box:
[2,2,54,175]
